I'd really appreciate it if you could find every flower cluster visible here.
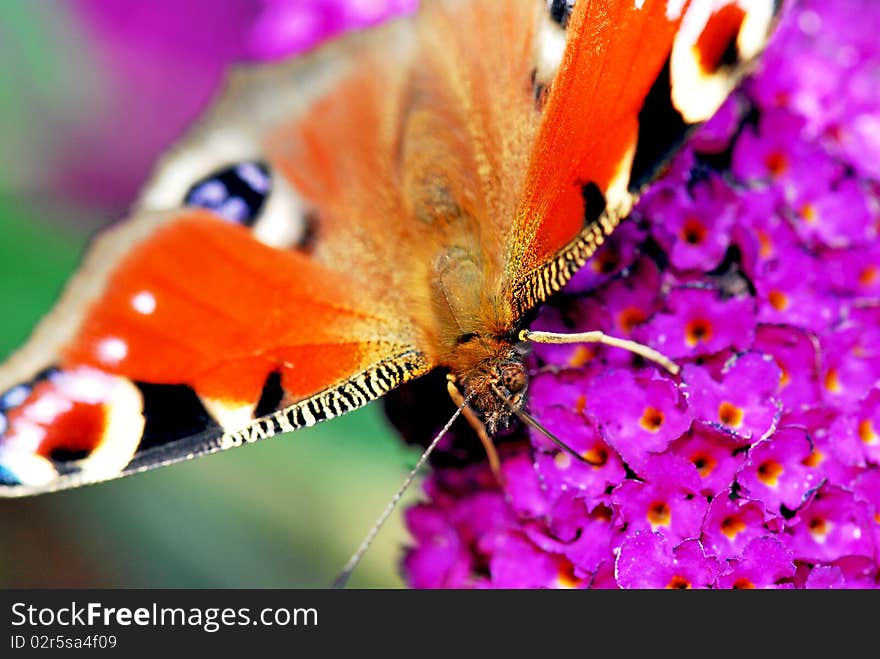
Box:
[403,0,880,589]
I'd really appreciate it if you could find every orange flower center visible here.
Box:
[647,501,672,528]
[824,369,841,393]
[718,401,745,429]
[757,229,773,258]
[691,451,717,477]
[685,318,713,347]
[556,560,584,589]
[618,307,647,334]
[666,576,691,589]
[799,203,817,224]
[681,218,708,245]
[732,577,756,589]
[639,406,665,432]
[808,516,830,540]
[858,419,878,445]
[765,151,789,176]
[859,265,878,287]
[592,504,614,522]
[757,460,784,487]
[591,248,620,274]
[582,445,609,467]
[768,290,789,311]
[802,450,824,468]
[568,345,595,368]
[720,515,747,539]
[778,364,791,388]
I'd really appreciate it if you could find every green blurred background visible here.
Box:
[0,1,422,588]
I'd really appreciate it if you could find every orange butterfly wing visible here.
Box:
[509,0,780,296]
[0,210,428,494]
[63,213,423,406]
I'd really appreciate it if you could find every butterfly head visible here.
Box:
[452,336,528,435]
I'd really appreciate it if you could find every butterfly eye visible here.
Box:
[184,161,272,226]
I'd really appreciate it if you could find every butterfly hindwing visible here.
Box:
[0,210,430,495]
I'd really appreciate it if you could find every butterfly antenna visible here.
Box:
[519,329,680,375]
[490,384,601,467]
[331,393,473,589]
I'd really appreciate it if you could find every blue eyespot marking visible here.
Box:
[0,464,20,486]
[184,161,272,226]
[0,384,30,411]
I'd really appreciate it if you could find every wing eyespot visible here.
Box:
[547,0,576,28]
[183,161,272,226]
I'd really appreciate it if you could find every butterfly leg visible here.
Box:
[446,375,503,484]
[519,330,680,375]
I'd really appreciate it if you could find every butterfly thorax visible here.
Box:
[430,241,528,431]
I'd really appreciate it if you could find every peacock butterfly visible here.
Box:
[0,0,780,506]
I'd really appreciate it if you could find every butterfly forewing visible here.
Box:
[507,0,781,314]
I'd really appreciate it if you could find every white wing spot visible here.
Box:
[28,393,72,424]
[132,291,157,315]
[666,0,687,20]
[97,338,128,366]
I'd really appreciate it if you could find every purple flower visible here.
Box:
[565,218,648,294]
[828,387,880,467]
[820,325,880,412]
[586,369,692,469]
[683,353,782,443]
[403,0,880,588]
[615,533,719,589]
[671,428,745,497]
[737,427,819,514]
[634,286,756,360]
[853,470,880,551]
[523,501,617,580]
[611,455,707,544]
[702,491,774,563]
[753,325,821,412]
[715,536,795,589]
[787,485,875,563]
[647,174,740,272]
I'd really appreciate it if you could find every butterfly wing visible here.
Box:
[0,15,438,496]
[508,0,781,313]
[0,208,430,495]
